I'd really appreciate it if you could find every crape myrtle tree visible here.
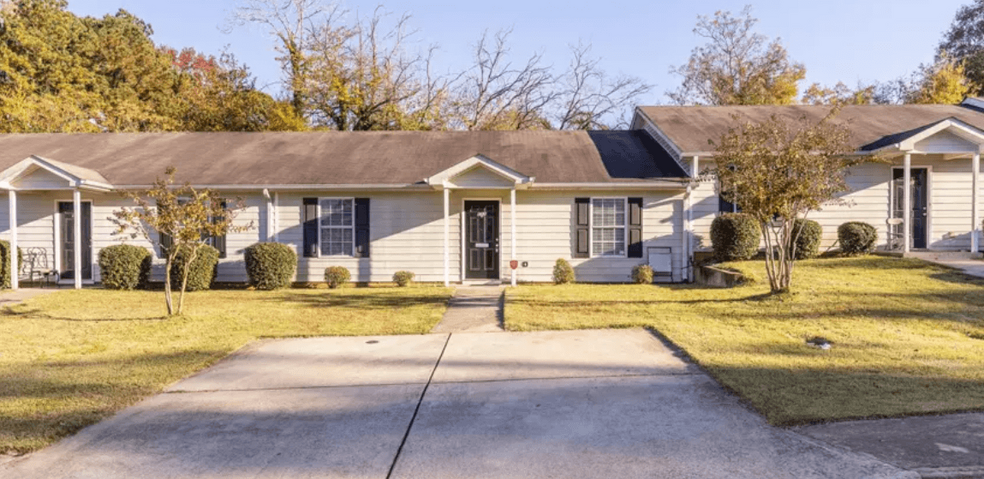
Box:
[111,167,253,315]
[710,109,857,293]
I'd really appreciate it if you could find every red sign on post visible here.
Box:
[510,260,519,270]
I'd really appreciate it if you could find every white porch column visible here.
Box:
[273,192,280,243]
[443,187,450,287]
[8,190,17,290]
[903,153,912,253]
[510,187,517,287]
[73,188,82,289]
[973,152,980,253]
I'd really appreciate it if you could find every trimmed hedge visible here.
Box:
[792,219,822,260]
[324,266,351,289]
[0,240,21,289]
[98,244,152,290]
[710,213,761,261]
[632,264,654,284]
[838,222,878,256]
[244,242,297,290]
[553,258,575,284]
[170,245,220,291]
[393,271,415,287]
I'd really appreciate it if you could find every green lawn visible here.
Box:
[506,257,984,426]
[0,286,452,454]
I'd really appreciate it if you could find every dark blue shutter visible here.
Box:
[303,198,318,257]
[354,198,370,258]
[156,201,172,258]
[573,198,590,258]
[212,200,227,259]
[628,197,643,258]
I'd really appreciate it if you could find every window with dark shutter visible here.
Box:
[573,198,590,258]
[302,198,318,257]
[208,200,227,259]
[354,198,370,258]
[628,197,643,258]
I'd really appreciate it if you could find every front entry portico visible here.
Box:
[868,119,984,253]
[428,155,533,287]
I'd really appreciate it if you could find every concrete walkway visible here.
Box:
[0,287,60,305]
[430,286,503,333]
[1,329,914,479]
[796,413,984,479]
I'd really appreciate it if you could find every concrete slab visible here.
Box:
[169,334,448,392]
[392,375,915,479]
[2,384,423,479]
[795,412,984,473]
[430,286,503,333]
[0,288,60,305]
[432,329,696,383]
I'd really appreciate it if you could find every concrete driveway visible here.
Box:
[1,329,914,479]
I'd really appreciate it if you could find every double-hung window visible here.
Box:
[591,198,626,257]
[319,198,354,256]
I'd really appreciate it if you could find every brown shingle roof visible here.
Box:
[637,104,984,155]
[0,130,684,186]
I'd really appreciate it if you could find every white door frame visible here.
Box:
[53,199,95,284]
[460,197,503,281]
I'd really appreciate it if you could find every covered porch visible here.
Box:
[866,118,984,254]
[426,155,534,287]
[0,156,113,290]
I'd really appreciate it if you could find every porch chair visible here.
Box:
[21,247,58,288]
[885,218,904,251]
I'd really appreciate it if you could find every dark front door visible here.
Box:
[465,200,499,279]
[59,201,92,280]
[892,168,928,249]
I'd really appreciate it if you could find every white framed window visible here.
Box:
[319,198,355,257]
[591,198,627,257]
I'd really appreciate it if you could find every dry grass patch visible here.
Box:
[506,257,984,426]
[0,286,452,453]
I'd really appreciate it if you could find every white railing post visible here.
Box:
[511,188,517,287]
[73,189,82,289]
[903,153,912,253]
[8,190,17,290]
[443,187,450,287]
[973,152,980,253]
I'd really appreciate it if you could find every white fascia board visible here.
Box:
[425,154,532,186]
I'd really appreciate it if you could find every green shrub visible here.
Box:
[838,222,878,256]
[170,245,220,291]
[792,219,822,260]
[0,241,22,289]
[393,270,415,287]
[324,266,351,289]
[553,258,575,284]
[710,213,761,261]
[98,244,152,290]
[632,264,654,284]
[244,242,297,290]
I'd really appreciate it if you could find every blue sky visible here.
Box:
[66,0,968,104]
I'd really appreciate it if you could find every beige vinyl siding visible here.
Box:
[280,191,462,283]
[512,190,685,283]
[693,156,983,252]
[0,187,686,285]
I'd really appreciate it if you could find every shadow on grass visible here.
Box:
[267,291,451,310]
[0,307,169,322]
[0,349,228,454]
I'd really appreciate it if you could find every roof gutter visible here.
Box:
[109,181,689,191]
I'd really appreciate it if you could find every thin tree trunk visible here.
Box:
[176,248,199,316]
[164,257,174,316]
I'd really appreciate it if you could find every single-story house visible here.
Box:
[631,98,984,267]
[2,98,984,289]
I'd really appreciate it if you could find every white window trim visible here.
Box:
[589,197,628,258]
[317,197,356,258]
